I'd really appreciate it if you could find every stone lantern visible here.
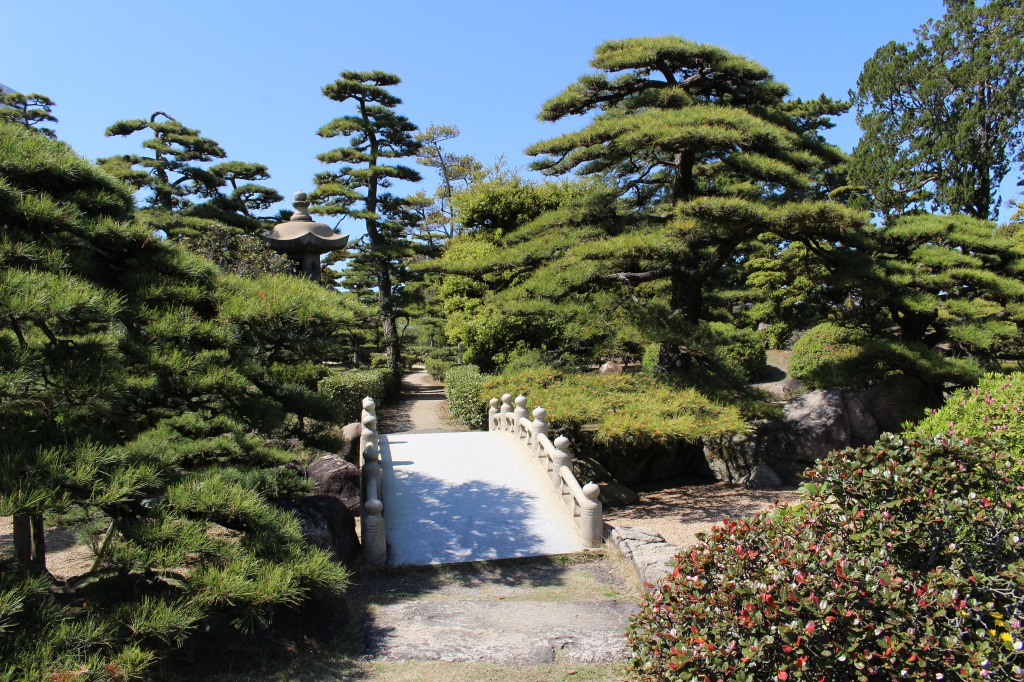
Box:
[262,191,349,281]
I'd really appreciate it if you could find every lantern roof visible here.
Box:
[263,191,349,255]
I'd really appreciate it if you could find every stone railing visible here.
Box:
[359,396,386,565]
[488,393,603,548]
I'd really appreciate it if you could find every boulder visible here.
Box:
[278,495,359,569]
[598,360,624,375]
[703,420,786,488]
[307,455,361,515]
[781,389,850,466]
[339,422,362,465]
[607,526,680,589]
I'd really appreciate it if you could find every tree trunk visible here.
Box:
[12,513,46,570]
[375,263,401,377]
[657,269,703,373]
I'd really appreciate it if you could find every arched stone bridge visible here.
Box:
[358,395,603,567]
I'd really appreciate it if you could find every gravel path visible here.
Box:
[377,367,469,434]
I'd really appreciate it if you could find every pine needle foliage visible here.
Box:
[435,37,869,376]
[0,122,354,679]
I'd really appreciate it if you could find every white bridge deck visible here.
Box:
[380,431,584,566]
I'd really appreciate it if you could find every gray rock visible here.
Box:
[842,390,881,445]
[598,360,624,375]
[703,420,786,487]
[278,495,359,569]
[306,454,360,514]
[782,389,850,464]
[607,526,680,589]
[339,422,362,464]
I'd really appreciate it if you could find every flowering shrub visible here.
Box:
[914,372,1024,456]
[628,433,1024,680]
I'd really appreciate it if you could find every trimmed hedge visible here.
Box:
[791,323,979,390]
[628,376,1024,680]
[424,357,455,383]
[318,368,394,424]
[789,322,878,389]
[445,364,487,430]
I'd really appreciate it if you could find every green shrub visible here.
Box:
[481,368,746,483]
[628,433,1024,680]
[424,357,454,382]
[641,343,661,373]
[445,364,488,430]
[790,323,979,390]
[319,368,394,424]
[709,322,767,383]
[789,322,880,389]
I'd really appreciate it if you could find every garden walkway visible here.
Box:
[377,368,583,566]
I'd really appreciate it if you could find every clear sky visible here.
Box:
[8,0,1012,233]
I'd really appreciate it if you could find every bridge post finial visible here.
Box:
[362,497,386,565]
[580,482,603,548]
[530,406,548,453]
[513,395,528,438]
[488,397,500,431]
[551,435,573,486]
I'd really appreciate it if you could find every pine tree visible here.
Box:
[310,71,422,375]
[0,91,57,137]
[519,37,867,373]
[1,122,353,678]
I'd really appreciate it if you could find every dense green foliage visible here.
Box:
[627,383,1024,679]
[444,364,488,430]
[0,122,358,678]
[318,367,396,424]
[790,323,879,389]
[424,357,455,383]
[791,322,983,391]
[434,37,868,377]
[480,368,746,448]
[850,0,1024,220]
[842,213,1024,371]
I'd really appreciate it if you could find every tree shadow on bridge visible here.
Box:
[383,464,563,567]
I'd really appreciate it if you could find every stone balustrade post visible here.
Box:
[530,407,548,453]
[551,435,573,487]
[488,398,500,431]
[513,395,528,438]
[580,482,603,548]
[500,393,513,431]
[362,498,386,565]
[362,443,382,491]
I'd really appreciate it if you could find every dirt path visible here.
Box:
[377,367,469,434]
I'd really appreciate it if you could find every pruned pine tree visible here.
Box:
[865,213,1024,364]
[311,70,422,376]
[99,113,291,276]
[0,122,352,678]
[99,112,227,220]
[411,123,482,247]
[520,37,867,373]
[850,0,1024,221]
[0,91,57,137]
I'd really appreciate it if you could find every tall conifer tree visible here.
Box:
[311,71,422,375]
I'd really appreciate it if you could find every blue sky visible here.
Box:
[8,0,1012,232]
